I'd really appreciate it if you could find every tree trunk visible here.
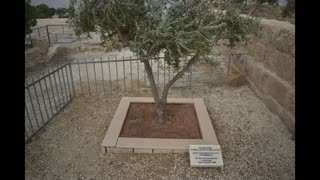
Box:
[250,1,260,16]
[142,52,200,124]
[156,97,167,123]
[119,32,129,47]
[142,59,167,123]
[114,25,129,47]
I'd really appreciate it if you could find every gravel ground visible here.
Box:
[25,85,295,179]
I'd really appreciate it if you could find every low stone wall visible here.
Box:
[241,19,295,136]
[245,57,295,136]
[244,19,295,87]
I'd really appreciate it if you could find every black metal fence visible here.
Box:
[25,33,32,48]
[29,24,84,45]
[68,56,195,96]
[25,53,245,142]
[25,63,75,142]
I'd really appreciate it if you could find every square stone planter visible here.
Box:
[101,97,219,153]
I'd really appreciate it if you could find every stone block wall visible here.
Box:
[242,19,295,135]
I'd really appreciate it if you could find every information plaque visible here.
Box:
[189,145,224,167]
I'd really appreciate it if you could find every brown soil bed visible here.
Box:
[119,103,202,139]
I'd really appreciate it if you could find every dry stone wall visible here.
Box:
[243,19,295,136]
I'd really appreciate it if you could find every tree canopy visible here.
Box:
[69,0,261,122]
[69,0,146,46]
[56,8,69,18]
[69,0,260,62]
[33,4,56,19]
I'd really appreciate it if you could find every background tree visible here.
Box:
[56,8,69,18]
[48,7,56,18]
[25,0,37,37]
[34,4,56,18]
[282,0,295,17]
[69,0,261,123]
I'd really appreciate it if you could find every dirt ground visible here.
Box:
[121,103,201,139]
[25,85,295,179]
[34,18,68,28]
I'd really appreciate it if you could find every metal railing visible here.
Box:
[25,53,245,142]
[25,63,74,142]
[29,24,86,45]
[68,56,195,96]
[227,53,248,73]
[25,33,32,48]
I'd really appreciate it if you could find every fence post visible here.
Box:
[46,25,51,44]
[29,33,33,48]
[228,53,232,73]
[189,64,192,87]
[37,28,41,38]
[68,63,76,97]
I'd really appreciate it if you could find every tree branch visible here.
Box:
[161,51,200,99]
[143,59,160,105]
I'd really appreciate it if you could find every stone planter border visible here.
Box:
[101,97,219,153]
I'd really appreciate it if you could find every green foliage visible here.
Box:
[25,0,37,37]
[130,0,261,68]
[56,8,69,18]
[48,8,56,17]
[69,0,261,69]
[69,0,145,45]
[33,4,56,18]
[282,0,295,17]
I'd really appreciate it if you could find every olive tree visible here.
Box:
[69,0,260,123]
[56,8,69,18]
[34,4,56,18]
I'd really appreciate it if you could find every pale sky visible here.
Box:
[31,0,69,8]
